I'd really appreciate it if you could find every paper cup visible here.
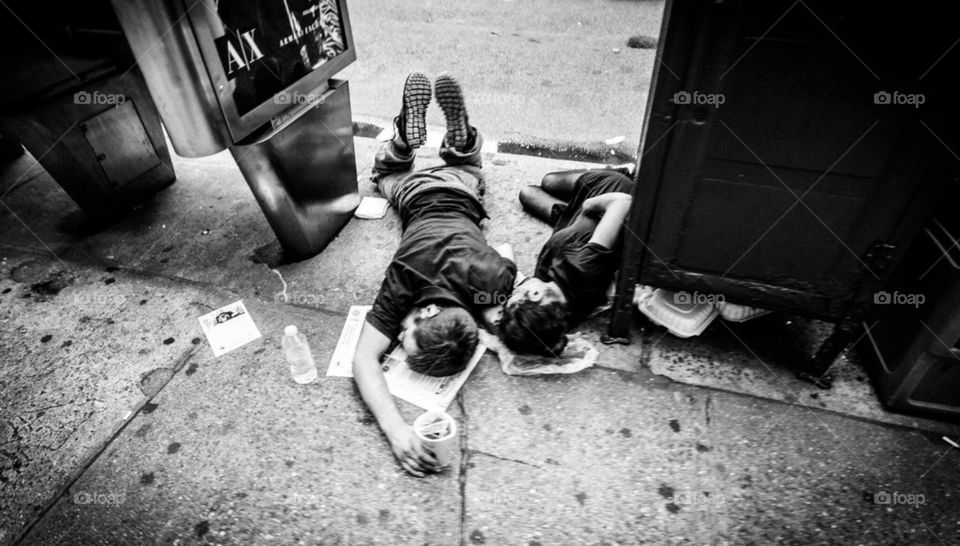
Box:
[413,410,458,467]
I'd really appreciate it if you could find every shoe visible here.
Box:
[434,74,470,149]
[397,72,431,149]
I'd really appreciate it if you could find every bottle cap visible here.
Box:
[284,325,298,336]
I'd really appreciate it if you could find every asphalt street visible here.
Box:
[340,0,665,158]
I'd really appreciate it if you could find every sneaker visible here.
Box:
[434,74,470,149]
[397,72,431,149]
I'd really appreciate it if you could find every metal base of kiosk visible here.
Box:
[0,68,176,217]
[231,80,360,259]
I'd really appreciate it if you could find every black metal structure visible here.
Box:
[860,182,960,421]
[0,3,176,217]
[608,0,959,386]
[1,0,360,259]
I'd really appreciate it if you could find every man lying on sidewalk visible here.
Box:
[352,73,516,477]
[499,169,634,356]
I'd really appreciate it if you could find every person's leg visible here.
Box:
[435,74,483,170]
[373,72,432,206]
[517,169,592,227]
[519,186,566,225]
[415,73,485,201]
[373,142,415,207]
[540,170,591,200]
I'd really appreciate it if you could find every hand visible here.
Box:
[388,424,442,477]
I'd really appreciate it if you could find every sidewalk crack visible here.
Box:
[468,449,542,469]
[13,343,202,544]
[457,392,469,546]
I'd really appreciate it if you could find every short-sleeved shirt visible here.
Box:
[367,189,517,338]
[534,171,635,324]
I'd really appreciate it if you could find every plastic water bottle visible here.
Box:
[282,325,318,384]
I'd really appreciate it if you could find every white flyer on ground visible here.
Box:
[328,307,488,410]
[380,343,486,411]
[327,305,372,377]
[197,300,262,357]
[354,196,389,219]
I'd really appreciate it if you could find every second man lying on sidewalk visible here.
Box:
[352,73,516,477]
[500,168,634,356]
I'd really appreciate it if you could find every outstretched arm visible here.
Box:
[587,194,633,250]
[352,321,439,476]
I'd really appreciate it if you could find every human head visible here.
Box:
[398,304,479,377]
[500,278,569,356]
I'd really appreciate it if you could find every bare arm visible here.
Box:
[582,192,633,214]
[588,194,633,250]
[352,321,403,434]
[352,320,439,476]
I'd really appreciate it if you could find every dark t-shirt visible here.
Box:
[367,189,517,338]
[534,171,635,324]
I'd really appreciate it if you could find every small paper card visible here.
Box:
[327,305,372,377]
[354,196,389,219]
[198,300,262,357]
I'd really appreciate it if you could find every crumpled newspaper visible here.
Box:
[479,330,598,376]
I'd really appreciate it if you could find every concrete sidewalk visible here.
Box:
[1,137,959,545]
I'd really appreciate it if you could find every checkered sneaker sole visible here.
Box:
[434,74,469,149]
[402,73,432,148]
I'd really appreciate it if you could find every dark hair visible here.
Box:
[500,299,568,356]
[407,308,479,377]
